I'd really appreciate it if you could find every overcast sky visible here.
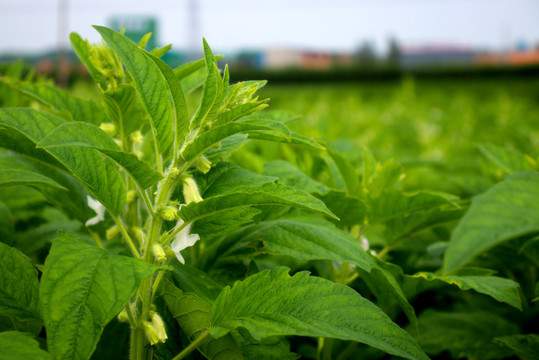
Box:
[1,0,538,55]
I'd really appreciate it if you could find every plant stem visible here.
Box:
[130,324,149,360]
[111,214,141,258]
[172,330,210,360]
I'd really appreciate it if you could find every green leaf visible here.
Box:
[40,233,161,360]
[262,160,329,195]
[102,84,147,136]
[210,267,428,360]
[179,182,338,225]
[198,162,276,198]
[239,336,299,360]
[0,77,108,125]
[0,242,41,322]
[412,272,521,310]
[478,144,536,174]
[161,279,243,360]
[69,32,106,86]
[38,121,162,189]
[190,39,220,131]
[416,310,518,360]
[94,25,174,157]
[0,169,66,190]
[173,55,224,81]
[0,201,14,246]
[0,108,126,215]
[169,262,223,304]
[145,51,189,153]
[494,334,539,360]
[317,190,366,226]
[238,217,375,272]
[0,331,52,360]
[327,148,361,196]
[181,121,291,163]
[444,172,539,272]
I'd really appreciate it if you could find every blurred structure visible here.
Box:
[400,45,476,68]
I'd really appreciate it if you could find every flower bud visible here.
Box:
[106,225,120,240]
[143,321,166,345]
[152,244,167,262]
[99,122,116,135]
[150,312,168,342]
[117,309,129,323]
[195,156,212,174]
[126,190,137,203]
[158,206,178,221]
[182,177,203,204]
[130,131,144,145]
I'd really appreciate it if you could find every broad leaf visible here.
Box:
[40,234,161,360]
[478,144,536,174]
[94,25,174,157]
[444,172,539,272]
[38,122,162,189]
[169,262,223,304]
[0,169,66,190]
[210,267,428,360]
[239,336,299,360]
[178,183,338,226]
[412,272,521,310]
[494,334,539,360]
[161,280,243,360]
[0,331,52,360]
[416,310,518,360]
[236,217,375,272]
[198,162,276,198]
[0,77,108,125]
[0,242,40,322]
[262,160,329,195]
[0,109,126,215]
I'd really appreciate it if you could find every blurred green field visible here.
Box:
[252,78,539,193]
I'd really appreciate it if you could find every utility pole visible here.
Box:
[57,0,68,87]
[188,0,200,60]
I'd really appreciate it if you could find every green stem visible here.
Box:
[172,330,211,360]
[130,324,149,360]
[111,214,141,258]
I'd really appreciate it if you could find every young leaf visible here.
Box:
[0,108,126,215]
[0,77,108,125]
[0,331,52,360]
[178,182,338,226]
[412,272,522,310]
[101,84,147,136]
[69,32,106,86]
[160,279,242,360]
[40,234,161,360]
[210,267,429,360]
[180,121,291,163]
[0,169,66,190]
[38,122,162,189]
[444,172,539,272]
[93,25,174,158]
[190,39,220,131]
[0,242,41,322]
[416,310,518,360]
[145,51,189,152]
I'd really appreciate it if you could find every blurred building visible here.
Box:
[401,45,476,68]
[475,48,539,66]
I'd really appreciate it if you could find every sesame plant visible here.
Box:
[0,25,538,360]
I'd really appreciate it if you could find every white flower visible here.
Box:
[170,219,200,264]
[85,196,105,226]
